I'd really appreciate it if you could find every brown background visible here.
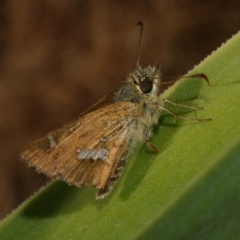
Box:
[0,0,239,220]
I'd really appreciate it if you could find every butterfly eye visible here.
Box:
[139,77,153,93]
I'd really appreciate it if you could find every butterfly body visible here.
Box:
[21,64,163,199]
[21,21,211,199]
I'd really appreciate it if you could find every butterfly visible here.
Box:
[21,22,210,199]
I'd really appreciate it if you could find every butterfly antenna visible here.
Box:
[136,21,144,67]
[162,73,210,85]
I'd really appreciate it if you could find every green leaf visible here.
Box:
[1,31,240,240]
[134,135,240,240]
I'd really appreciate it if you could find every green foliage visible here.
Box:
[135,135,240,240]
[1,32,240,240]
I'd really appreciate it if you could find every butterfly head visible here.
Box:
[127,64,161,98]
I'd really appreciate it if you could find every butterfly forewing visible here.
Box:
[21,99,138,198]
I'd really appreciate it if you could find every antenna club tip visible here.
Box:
[183,73,210,85]
[194,73,210,85]
[137,21,144,27]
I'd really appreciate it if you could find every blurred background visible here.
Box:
[0,0,239,220]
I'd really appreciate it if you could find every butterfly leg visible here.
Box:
[161,99,204,110]
[145,130,159,153]
[157,101,211,122]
